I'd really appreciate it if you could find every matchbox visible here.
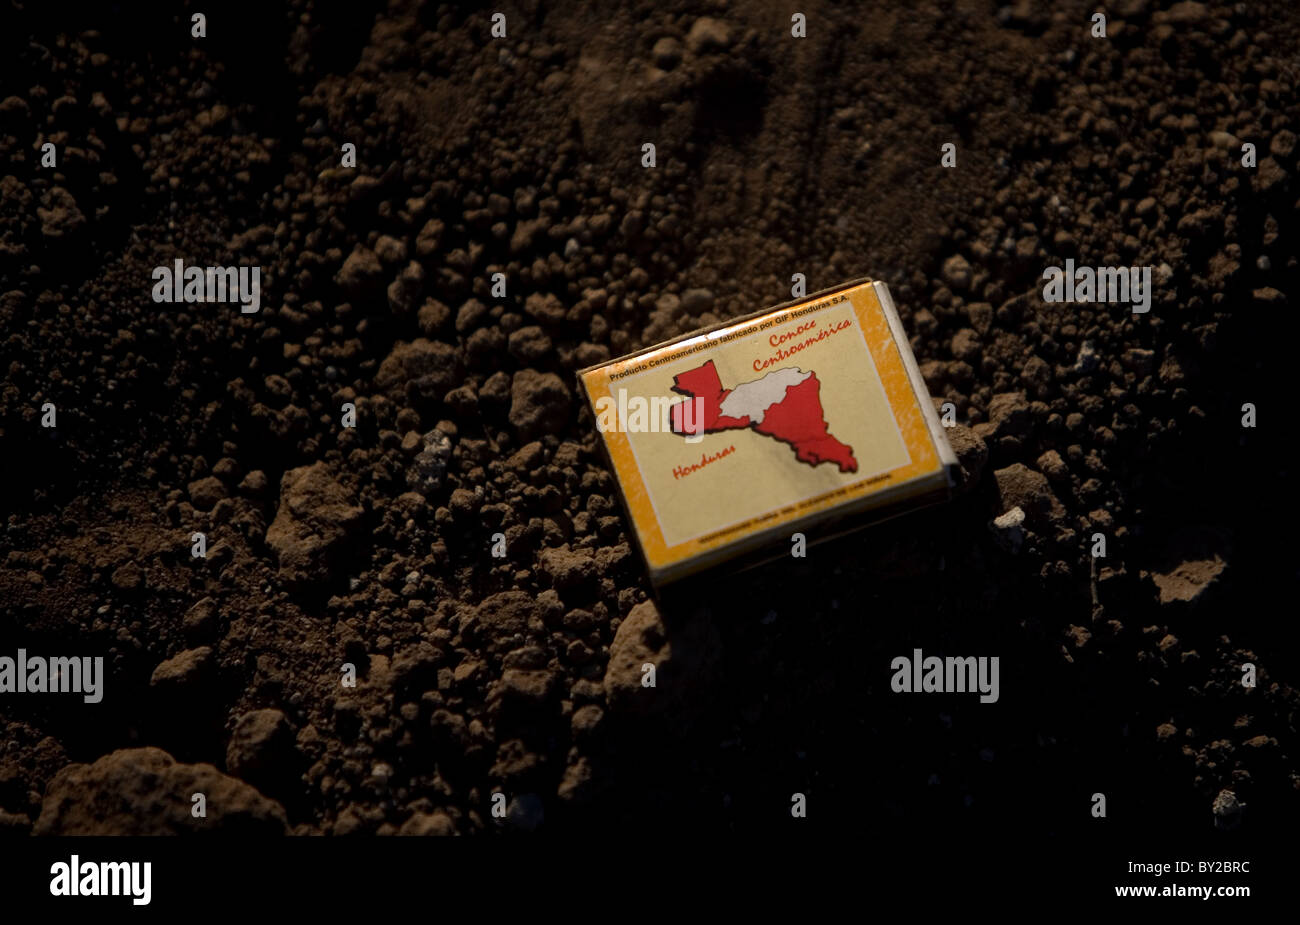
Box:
[578,279,958,585]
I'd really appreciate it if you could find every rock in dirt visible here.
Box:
[493,669,559,717]
[604,600,718,716]
[265,462,364,589]
[686,17,731,54]
[509,370,571,441]
[188,476,227,511]
[374,339,464,398]
[991,506,1027,554]
[37,186,86,239]
[476,591,537,637]
[182,597,220,640]
[652,36,683,70]
[226,708,295,784]
[110,561,144,591]
[1211,788,1244,830]
[975,392,1031,442]
[994,463,1065,525]
[942,254,972,291]
[945,423,988,491]
[150,646,214,691]
[335,244,383,297]
[538,547,597,590]
[34,747,287,834]
[680,288,715,314]
[1150,556,1225,606]
[398,811,457,835]
[406,429,453,496]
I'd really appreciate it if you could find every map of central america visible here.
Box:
[668,359,858,473]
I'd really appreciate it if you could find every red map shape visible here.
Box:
[669,360,858,473]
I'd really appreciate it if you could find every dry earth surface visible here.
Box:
[0,0,1296,840]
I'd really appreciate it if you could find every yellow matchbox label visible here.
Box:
[579,280,949,583]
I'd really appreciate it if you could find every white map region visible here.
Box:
[715,366,812,424]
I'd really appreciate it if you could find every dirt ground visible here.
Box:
[1,0,1297,841]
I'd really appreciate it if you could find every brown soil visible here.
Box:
[1,0,1296,840]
